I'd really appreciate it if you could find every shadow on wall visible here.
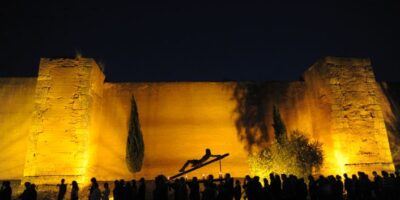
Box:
[379,82,400,167]
[232,82,289,153]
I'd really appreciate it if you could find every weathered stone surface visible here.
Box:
[94,82,249,180]
[23,58,104,184]
[376,82,400,167]
[0,56,396,184]
[0,78,36,179]
[303,56,394,175]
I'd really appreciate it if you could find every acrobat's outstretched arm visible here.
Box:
[210,154,222,158]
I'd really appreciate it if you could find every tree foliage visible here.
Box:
[126,95,145,173]
[249,131,323,178]
[272,105,287,144]
[249,106,323,178]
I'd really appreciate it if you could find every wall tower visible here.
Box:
[23,58,104,184]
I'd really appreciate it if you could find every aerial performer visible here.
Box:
[179,148,221,172]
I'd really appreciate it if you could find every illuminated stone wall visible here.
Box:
[91,82,314,180]
[0,78,36,180]
[303,57,394,175]
[0,56,396,183]
[376,82,400,167]
[92,82,249,180]
[23,58,104,184]
[90,57,394,179]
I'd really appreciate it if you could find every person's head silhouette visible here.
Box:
[24,182,30,189]
[72,181,79,190]
[206,148,211,155]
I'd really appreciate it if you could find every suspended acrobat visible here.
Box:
[179,148,222,172]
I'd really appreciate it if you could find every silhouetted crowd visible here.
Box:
[111,177,146,200]
[1,181,38,200]
[0,181,12,200]
[1,170,400,200]
[153,171,400,200]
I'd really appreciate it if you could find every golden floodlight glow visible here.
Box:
[334,149,348,175]
[0,57,397,184]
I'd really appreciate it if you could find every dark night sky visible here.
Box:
[1,1,399,82]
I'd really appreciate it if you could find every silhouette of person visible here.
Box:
[242,175,251,200]
[130,179,137,199]
[372,171,382,199]
[57,178,67,200]
[179,177,189,200]
[153,175,169,200]
[202,175,217,200]
[30,184,37,200]
[102,183,110,200]
[188,177,200,200]
[223,173,234,200]
[0,181,12,200]
[262,178,270,200]
[233,180,241,200]
[19,182,32,200]
[89,181,101,200]
[179,149,221,172]
[297,178,308,200]
[124,182,133,200]
[171,179,181,200]
[89,178,101,200]
[308,175,317,200]
[343,173,353,200]
[71,181,79,200]
[216,182,223,200]
[113,180,122,200]
[252,176,263,200]
[137,178,146,200]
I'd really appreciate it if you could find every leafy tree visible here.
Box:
[249,131,323,178]
[126,95,145,172]
[249,106,323,178]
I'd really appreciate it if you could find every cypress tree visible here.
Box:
[272,105,287,144]
[126,95,145,172]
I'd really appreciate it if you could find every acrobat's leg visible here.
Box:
[179,160,197,172]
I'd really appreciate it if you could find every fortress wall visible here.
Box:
[0,56,396,183]
[92,81,317,180]
[93,82,250,180]
[0,78,36,180]
[23,58,104,184]
[235,81,314,151]
[267,82,314,139]
[304,57,394,175]
[376,82,400,166]
[86,61,106,179]
[303,60,338,174]
[281,82,314,137]
[233,80,338,174]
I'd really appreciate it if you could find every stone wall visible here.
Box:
[376,82,400,167]
[0,78,36,180]
[0,56,396,183]
[304,57,394,175]
[23,58,104,184]
[91,82,249,180]
[89,80,319,180]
